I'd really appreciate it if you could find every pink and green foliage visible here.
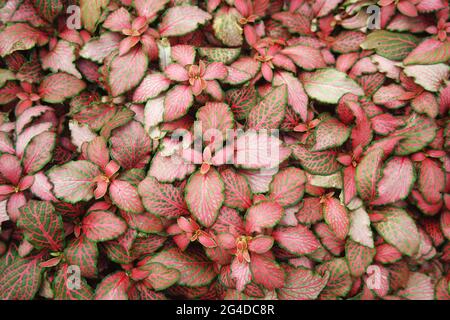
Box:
[0,0,448,301]
[17,200,64,251]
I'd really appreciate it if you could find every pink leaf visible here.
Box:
[103,8,131,32]
[355,148,384,202]
[281,45,327,70]
[16,122,53,158]
[110,121,151,169]
[296,197,323,224]
[250,253,285,290]
[203,62,227,80]
[371,114,404,135]
[0,154,22,185]
[273,225,320,255]
[132,73,171,103]
[109,180,144,213]
[322,197,349,240]
[82,210,127,242]
[148,150,196,183]
[134,0,169,22]
[371,157,415,205]
[85,136,109,169]
[95,272,129,300]
[47,160,101,203]
[0,23,47,57]
[404,38,450,65]
[138,176,188,218]
[411,91,439,118]
[107,47,148,97]
[22,131,56,175]
[273,71,308,122]
[6,192,27,222]
[269,167,306,207]
[398,273,434,300]
[311,117,350,151]
[245,201,283,233]
[170,45,196,66]
[159,5,212,37]
[30,172,56,201]
[373,207,420,256]
[164,64,189,82]
[15,105,53,135]
[248,236,274,254]
[39,72,86,103]
[185,168,224,227]
[0,132,15,154]
[418,158,444,204]
[163,85,193,122]
[235,131,291,170]
[80,32,121,63]
[212,206,245,235]
[220,168,252,211]
[277,267,329,300]
[231,259,252,291]
[196,102,234,136]
[247,85,287,130]
[41,40,81,78]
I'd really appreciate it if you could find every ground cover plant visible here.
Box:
[0,0,449,300]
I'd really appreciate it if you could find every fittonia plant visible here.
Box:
[0,0,449,301]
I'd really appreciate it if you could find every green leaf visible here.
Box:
[137,262,180,291]
[64,236,99,278]
[0,254,43,300]
[53,266,94,300]
[22,131,56,175]
[18,201,64,251]
[403,63,449,92]
[311,117,350,151]
[316,258,352,297]
[95,271,130,300]
[291,144,342,175]
[301,68,364,104]
[360,30,420,60]
[345,240,375,277]
[373,207,420,256]
[80,0,109,33]
[150,247,216,287]
[213,9,243,47]
[225,85,257,120]
[247,85,287,130]
[277,267,329,300]
[391,114,438,155]
[32,0,63,22]
[355,148,383,202]
[404,39,450,65]
[47,160,101,203]
[198,47,241,64]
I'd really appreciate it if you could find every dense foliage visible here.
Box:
[0,0,449,300]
